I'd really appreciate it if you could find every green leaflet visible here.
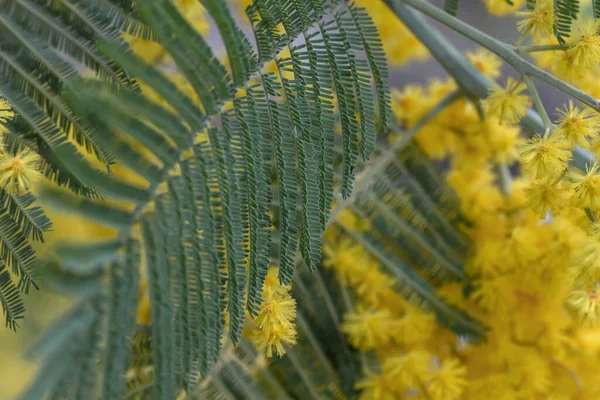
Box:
[554,0,580,44]
[236,89,272,316]
[101,240,140,400]
[189,143,225,373]
[137,0,230,113]
[199,0,256,87]
[208,122,247,344]
[0,260,25,330]
[0,191,51,243]
[141,215,176,400]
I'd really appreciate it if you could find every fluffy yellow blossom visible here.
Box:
[484,77,531,124]
[342,308,394,351]
[323,237,370,286]
[467,49,502,79]
[383,350,431,388]
[569,19,600,70]
[571,238,600,282]
[569,162,600,210]
[0,146,42,194]
[479,118,522,163]
[567,288,600,326]
[518,134,571,179]
[0,97,14,134]
[249,268,297,357]
[481,0,525,16]
[525,178,567,215]
[391,85,428,126]
[355,371,398,400]
[555,101,600,148]
[516,0,554,39]
[392,306,436,346]
[427,358,467,400]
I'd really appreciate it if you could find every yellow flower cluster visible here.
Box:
[325,231,465,400]
[520,2,600,92]
[326,39,600,397]
[247,268,297,357]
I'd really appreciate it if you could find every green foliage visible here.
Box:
[0,0,393,397]
[554,0,580,44]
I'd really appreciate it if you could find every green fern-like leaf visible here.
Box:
[16,0,392,397]
[554,0,580,44]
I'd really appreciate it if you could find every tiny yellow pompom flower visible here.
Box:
[555,101,600,148]
[355,371,398,400]
[0,147,42,194]
[570,162,600,210]
[0,97,15,134]
[516,0,554,39]
[518,134,571,179]
[525,178,567,215]
[249,268,297,357]
[251,321,297,358]
[427,358,468,400]
[569,19,600,70]
[466,48,502,79]
[342,308,394,351]
[383,350,431,388]
[484,77,531,124]
[567,288,600,326]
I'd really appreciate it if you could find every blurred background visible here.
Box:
[0,0,571,397]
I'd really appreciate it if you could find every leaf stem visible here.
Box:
[515,43,567,53]
[384,0,594,172]
[385,0,600,112]
[523,75,552,136]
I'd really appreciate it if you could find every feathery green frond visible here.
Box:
[101,240,140,400]
[554,0,580,44]
[0,191,51,242]
[18,0,392,396]
[0,261,25,330]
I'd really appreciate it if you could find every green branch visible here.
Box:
[384,0,600,112]
[384,0,594,169]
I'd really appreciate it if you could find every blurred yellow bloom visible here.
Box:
[484,77,531,124]
[466,48,502,79]
[428,358,467,400]
[516,0,554,39]
[555,101,600,148]
[567,288,600,326]
[525,178,568,215]
[569,19,600,70]
[570,162,600,210]
[342,308,394,351]
[518,134,571,180]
